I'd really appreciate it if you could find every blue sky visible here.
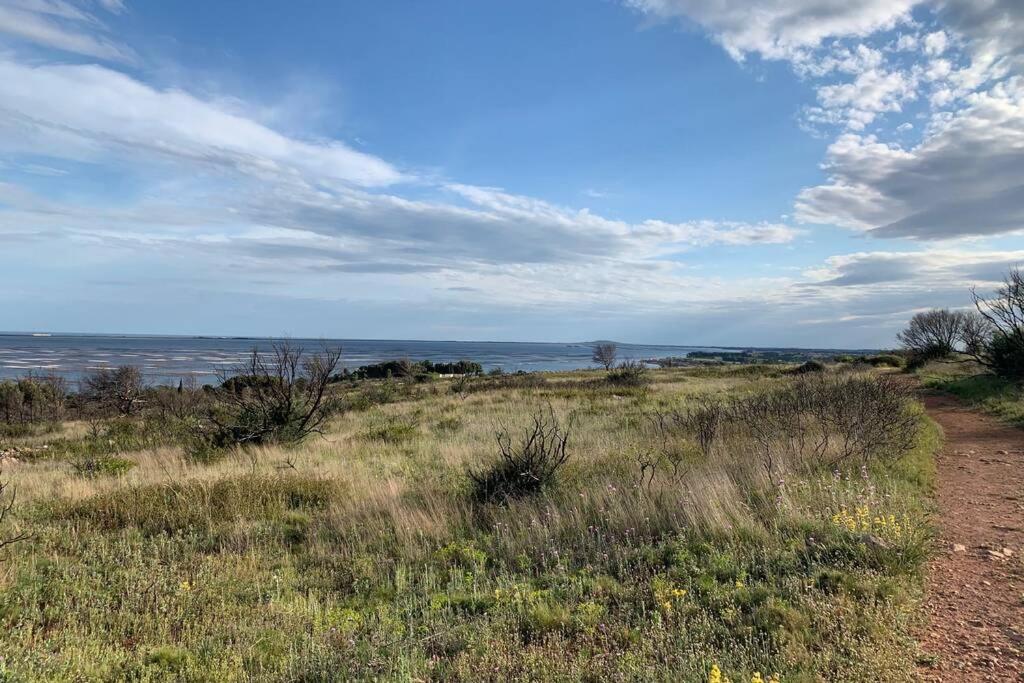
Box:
[1,0,1023,347]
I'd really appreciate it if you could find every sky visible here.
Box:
[0,0,1022,348]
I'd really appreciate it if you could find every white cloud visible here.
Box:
[0,59,405,187]
[623,0,918,61]
[923,30,949,56]
[622,0,1024,240]
[814,67,918,129]
[797,77,1024,238]
[0,0,134,61]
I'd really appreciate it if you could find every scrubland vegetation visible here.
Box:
[0,349,941,682]
[899,266,1024,426]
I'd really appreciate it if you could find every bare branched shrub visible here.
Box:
[0,473,29,557]
[592,343,618,371]
[640,374,917,489]
[677,396,725,458]
[735,374,919,469]
[201,342,342,449]
[82,365,145,416]
[469,407,572,504]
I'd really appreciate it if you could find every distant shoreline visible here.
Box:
[0,331,881,355]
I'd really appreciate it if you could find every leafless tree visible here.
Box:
[592,343,618,371]
[82,365,145,416]
[206,342,343,447]
[897,309,972,358]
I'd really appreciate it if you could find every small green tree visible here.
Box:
[969,267,1024,378]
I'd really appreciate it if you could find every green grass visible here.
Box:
[0,366,941,682]
[922,365,1024,427]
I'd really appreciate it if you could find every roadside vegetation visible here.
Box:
[0,345,940,681]
[898,266,1024,426]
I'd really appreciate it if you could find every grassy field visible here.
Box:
[0,366,939,682]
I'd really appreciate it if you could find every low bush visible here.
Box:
[606,361,649,386]
[790,360,826,374]
[72,455,137,478]
[361,413,420,443]
[863,354,904,368]
[649,374,917,477]
[469,407,571,504]
[985,332,1024,379]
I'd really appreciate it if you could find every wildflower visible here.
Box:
[709,664,724,683]
[178,580,192,593]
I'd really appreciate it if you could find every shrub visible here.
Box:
[361,413,420,443]
[646,374,918,478]
[0,375,67,424]
[864,354,904,368]
[984,331,1024,379]
[607,361,649,386]
[72,455,137,478]
[199,343,342,449]
[344,359,482,381]
[145,646,190,672]
[469,407,571,504]
[790,360,826,374]
[81,366,145,416]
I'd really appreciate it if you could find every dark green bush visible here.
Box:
[790,360,826,374]
[986,332,1024,379]
[863,354,904,368]
[606,361,649,386]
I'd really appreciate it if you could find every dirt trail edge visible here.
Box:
[918,394,1024,681]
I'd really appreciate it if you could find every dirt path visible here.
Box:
[918,394,1024,681]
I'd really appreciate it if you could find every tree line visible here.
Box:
[898,267,1024,378]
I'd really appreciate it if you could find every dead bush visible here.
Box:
[469,407,572,504]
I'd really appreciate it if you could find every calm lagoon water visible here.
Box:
[0,334,726,385]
